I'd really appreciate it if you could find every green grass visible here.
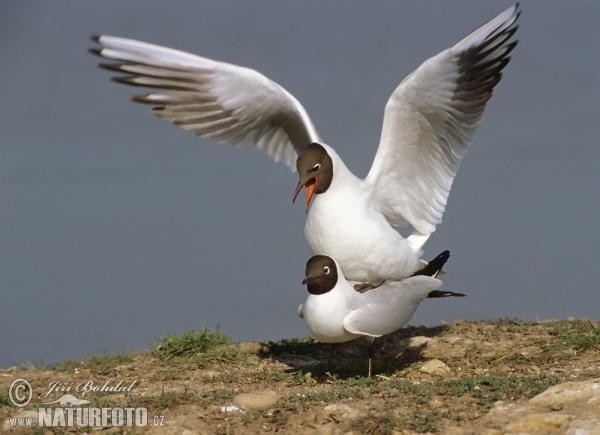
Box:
[550,320,600,353]
[149,328,249,368]
[52,352,137,375]
[351,412,397,435]
[0,388,11,408]
[151,328,234,359]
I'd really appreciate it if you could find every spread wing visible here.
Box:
[365,5,519,234]
[90,36,322,171]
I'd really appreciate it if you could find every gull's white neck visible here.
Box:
[320,144,362,194]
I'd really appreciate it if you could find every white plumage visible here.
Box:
[91,5,519,282]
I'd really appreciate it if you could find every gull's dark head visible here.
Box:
[293,143,333,213]
[302,255,338,295]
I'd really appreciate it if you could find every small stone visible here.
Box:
[408,336,431,348]
[419,359,450,375]
[221,405,242,413]
[430,399,444,408]
[503,413,572,432]
[324,404,361,422]
[232,390,280,410]
[314,410,331,424]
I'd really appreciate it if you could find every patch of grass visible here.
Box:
[351,412,397,435]
[0,388,11,407]
[199,389,235,404]
[151,328,234,360]
[480,351,528,367]
[488,318,536,333]
[130,387,199,411]
[281,387,364,409]
[550,321,600,353]
[52,352,138,375]
[150,369,184,382]
[411,410,439,433]
[374,379,425,396]
[262,370,290,383]
[433,373,560,402]
[289,370,317,386]
[149,328,249,368]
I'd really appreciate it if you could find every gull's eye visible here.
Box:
[323,266,330,274]
[312,163,321,171]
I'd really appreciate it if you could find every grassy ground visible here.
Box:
[1,318,599,434]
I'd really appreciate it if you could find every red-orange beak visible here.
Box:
[293,177,318,214]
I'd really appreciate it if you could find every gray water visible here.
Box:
[1,1,599,368]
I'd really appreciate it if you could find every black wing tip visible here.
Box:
[427,290,466,299]
[98,62,124,72]
[90,35,101,43]
[411,250,450,278]
[110,76,139,86]
[88,47,103,57]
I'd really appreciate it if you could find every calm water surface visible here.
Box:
[1,1,599,368]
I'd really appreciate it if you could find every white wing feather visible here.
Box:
[366,5,519,234]
[91,36,321,171]
[343,276,442,337]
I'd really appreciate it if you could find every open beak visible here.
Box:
[292,177,318,214]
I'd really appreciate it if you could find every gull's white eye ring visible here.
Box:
[312,163,321,171]
[324,266,330,274]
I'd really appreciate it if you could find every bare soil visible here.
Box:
[1,318,599,434]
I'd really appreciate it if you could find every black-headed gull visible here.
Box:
[90,5,519,282]
[298,255,464,377]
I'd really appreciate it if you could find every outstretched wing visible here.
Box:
[365,5,519,234]
[90,36,322,171]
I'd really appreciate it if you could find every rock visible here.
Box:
[323,404,361,422]
[487,402,530,416]
[480,378,600,434]
[314,422,339,435]
[429,399,445,408]
[529,378,600,406]
[419,359,450,375]
[503,413,572,432]
[566,419,600,434]
[406,336,431,348]
[221,405,242,413]
[232,390,280,410]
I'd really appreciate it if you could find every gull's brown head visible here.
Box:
[293,143,333,213]
[302,255,338,295]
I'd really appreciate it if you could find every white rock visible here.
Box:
[419,359,450,375]
[530,378,600,406]
[324,404,361,422]
[232,390,280,410]
[503,413,572,432]
[566,418,600,435]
